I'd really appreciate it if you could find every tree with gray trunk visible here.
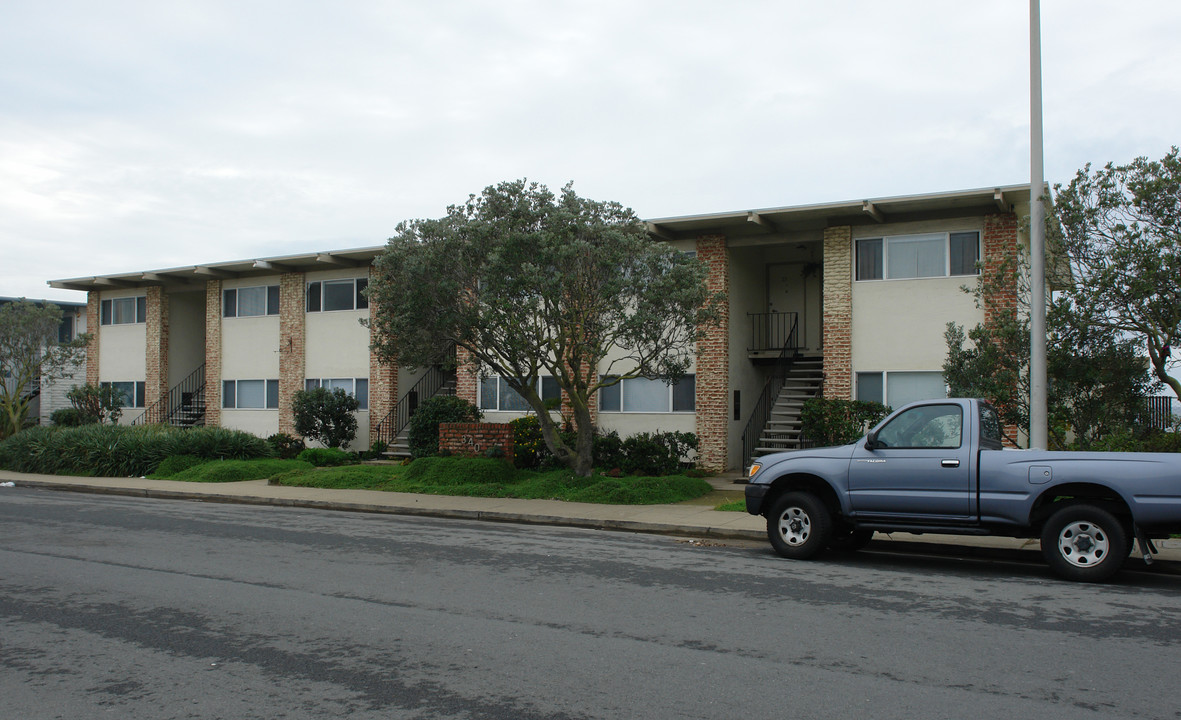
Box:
[367,180,722,476]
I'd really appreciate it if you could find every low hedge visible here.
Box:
[0,424,273,477]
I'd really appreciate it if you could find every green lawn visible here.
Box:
[163,455,714,505]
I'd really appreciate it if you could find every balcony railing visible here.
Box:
[748,312,799,353]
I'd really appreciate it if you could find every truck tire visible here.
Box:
[1040,504,1129,583]
[767,492,833,560]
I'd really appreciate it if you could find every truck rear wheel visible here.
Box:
[1040,504,1129,583]
[767,492,833,560]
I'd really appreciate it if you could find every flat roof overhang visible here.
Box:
[644,184,1032,242]
[49,246,385,292]
[49,184,1035,292]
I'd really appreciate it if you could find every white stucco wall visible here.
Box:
[219,409,280,437]
[167,290,206,385]
[850,218,987,384]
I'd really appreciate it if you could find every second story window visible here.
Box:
[307,278,368,312]
[224,286,279,317]
[856,231,980,281]
[100,296,146,325]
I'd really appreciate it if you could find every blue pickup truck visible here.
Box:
[745,398,1181,581]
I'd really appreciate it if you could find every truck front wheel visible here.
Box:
[767,492,833,560]
[1040,504,1129,583]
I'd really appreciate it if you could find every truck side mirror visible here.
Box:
[865,431,880,450]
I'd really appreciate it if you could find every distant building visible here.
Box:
[0,296,88,425]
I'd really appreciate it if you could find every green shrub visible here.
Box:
[407,395,482,458]
[1087,428,1181,453]
[801,398,891,447]
[293,387,359,449]
[593,430,626,472]
[296,447,358,467]
[267,432,305,459]
[402,456,515,486]
[0,424,273,477]
[66,383,124,425]
[168,458,313,483]
[50,408,92,427]
[153,455,206,477]
[621,431,699,476]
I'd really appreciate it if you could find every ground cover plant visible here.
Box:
[270,456,713,505]
[159,458,313,483]
[0,424,272,477]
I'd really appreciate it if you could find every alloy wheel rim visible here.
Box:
[778,507,811,546]
[1057,520,1109,567]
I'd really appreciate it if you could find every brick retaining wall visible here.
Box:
[439,422,514,465]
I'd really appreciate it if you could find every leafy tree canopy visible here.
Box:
[1054,146,1181,399]
[367,180,723,476]
[945,149,1180,448]
[0,300,88,439]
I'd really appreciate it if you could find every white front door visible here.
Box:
[767,263,821,351]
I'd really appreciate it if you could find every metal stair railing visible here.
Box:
[133,363,206,426]
[740,315,801,471]
[373,363,457,446]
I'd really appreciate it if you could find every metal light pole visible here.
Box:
[1029,0,1048,449]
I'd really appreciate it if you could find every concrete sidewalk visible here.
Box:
[3,469,1180,566]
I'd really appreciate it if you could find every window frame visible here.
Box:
[304,377,369,410]
[855,230,981,281]
[99,296,147,326]
[306,278,369,313]
[223,285,280,318]
[874,403,964,450]
[598,374,696,414]
[100,380,146,408]
[478,375,561,412]
[855,370,947,408]
[222,379,280,409]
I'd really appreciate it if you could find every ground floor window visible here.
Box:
[855,371,946,409]
[223,379,279,409]
[101,381,145,408]
[599,375,695,413]
[479,375,561,411]
[305,377,369,410]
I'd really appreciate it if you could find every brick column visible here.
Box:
[145,286,170,409]
[983,212,1021,444]
[695,234,729,472]
[455,345,479,406]
[204,280,222,427]
[368,292,398,446]
[983,213,1019,326]
[86,290,100,385]
[822,226,853,399]
[278,272,306,436]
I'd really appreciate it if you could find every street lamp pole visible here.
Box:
[1029,0,1048,449]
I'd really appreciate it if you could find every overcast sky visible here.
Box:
[2,0,1178,303]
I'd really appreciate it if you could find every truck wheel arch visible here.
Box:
[1028,482,1133,532]
[762,473,843,519]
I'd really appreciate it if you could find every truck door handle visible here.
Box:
[941,459,960,468]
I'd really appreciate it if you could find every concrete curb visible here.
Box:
[7,478,768,542]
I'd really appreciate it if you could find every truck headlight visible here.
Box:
[747,462,762,479]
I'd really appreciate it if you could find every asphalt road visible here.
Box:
[3,488,1181,720]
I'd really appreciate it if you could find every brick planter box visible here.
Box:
[439,422,515,465]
